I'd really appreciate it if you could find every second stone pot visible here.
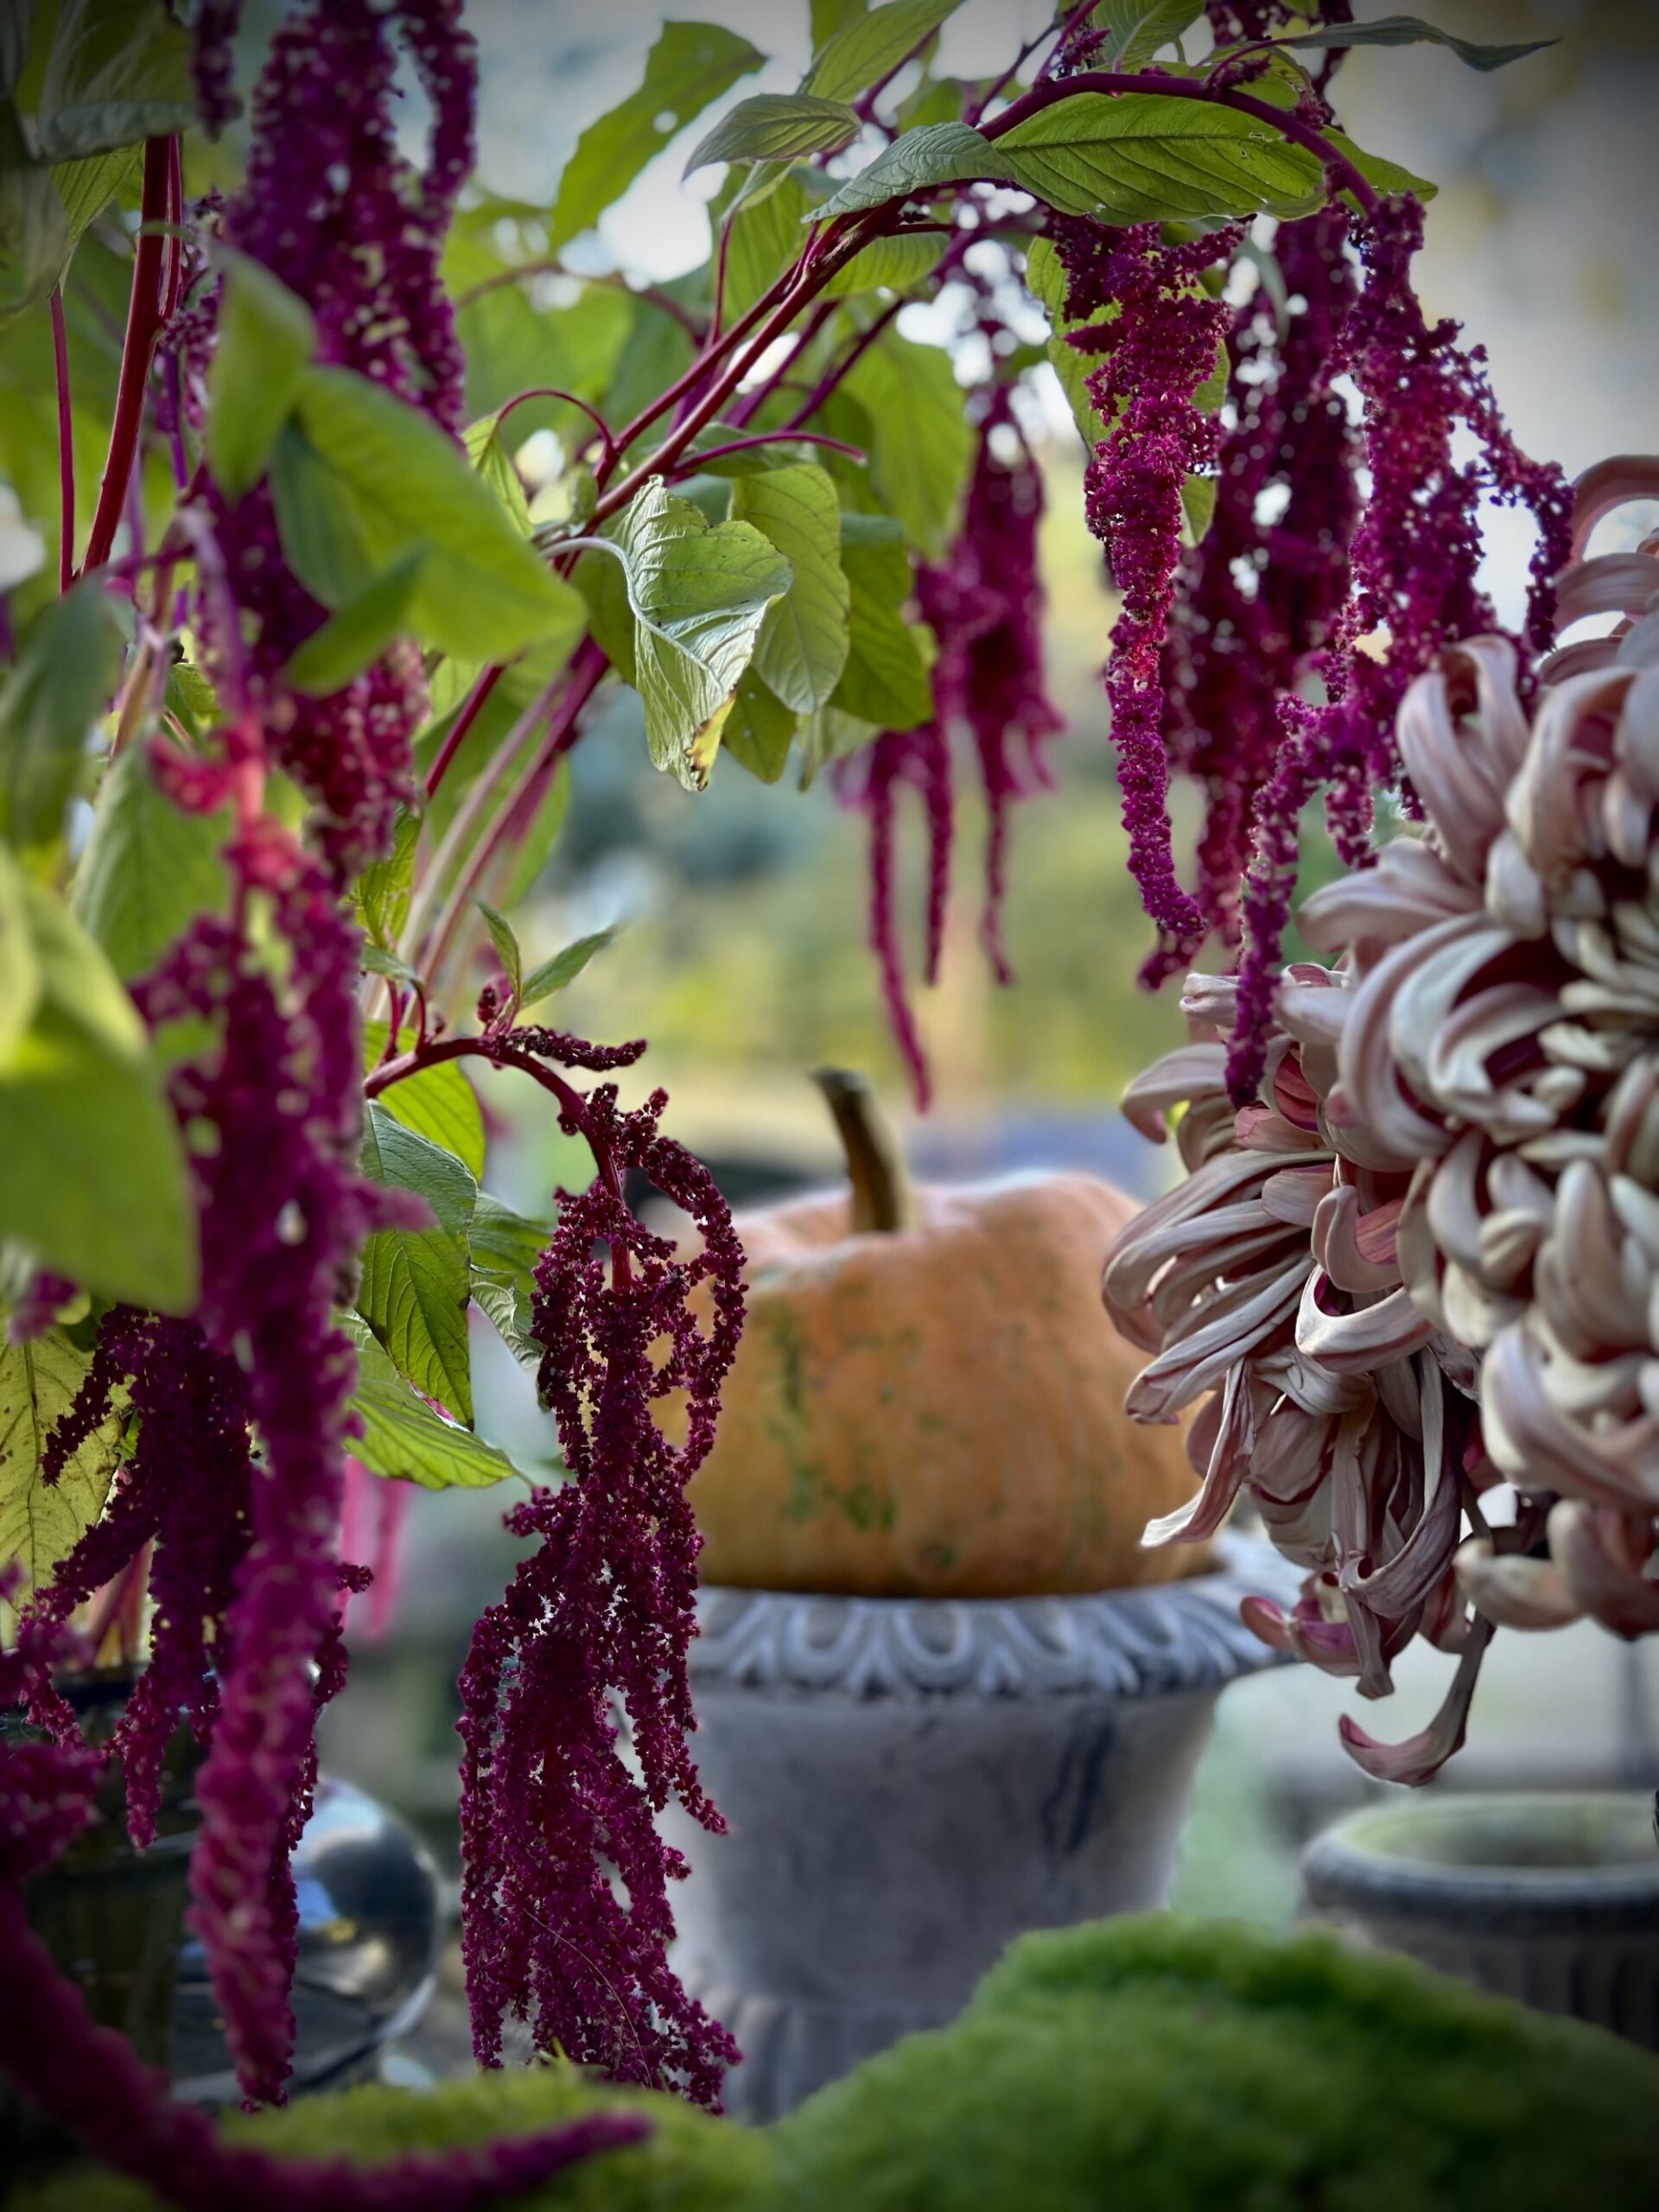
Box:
[664,1534,1294,2120]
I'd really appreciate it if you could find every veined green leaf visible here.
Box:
[274,365,587,664]
[800,702,880,786]
[0,104,72,326]
[811,0,868,46]
[722,168,815,321]
[344,1316,518,1491]
[205,250,317,500]
[1088,0,1204,71]
[821,228,946,298]
[549,21,764,250]
[685,92,861,175]
[995,92,1328,223]
[814,121,1011,219]
[464,410,533,535]
[358,1102,477,1425]
[721,671,798,784]
[519,926,620,1011]
[363,1022,486,1179]
[35,0,196,161]
[0,579,123,869]
[0,855,197,1313]
[1249,16,1554,73]
[283,549,427,697]
[49,140,139,245]
[829,512,932,734]
[804,0,967,105]
[353,810,420,953]
[845,330,971,559]
[731,465,851,714]
[475,899,523,1003]
[0,1324,124,1599]
[467,1194,552,1370]
[73,743,230,982]
[574,479,792,790]
[1025,233,1113,450]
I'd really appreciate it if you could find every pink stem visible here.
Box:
[81,138,174,575]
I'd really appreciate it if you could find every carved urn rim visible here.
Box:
[690,1534,1300,1700]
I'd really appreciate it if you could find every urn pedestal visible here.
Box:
[664,1535,1294,2120]
[1302,1790,1659,2047]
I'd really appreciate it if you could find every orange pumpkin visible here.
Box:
[687,1073,1205,1599]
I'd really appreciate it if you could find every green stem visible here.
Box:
[813,1068,914,1234]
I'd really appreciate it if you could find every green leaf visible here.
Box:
[830,512,932,732]
[1088,0,1204,70]
[821,228,946,298]
[204,249,317,501]
[814,122,1011,219]
[0,580,123,868]
[467,1195,551,1370]
[363,1024,486,1179]
[722,168,814,321]
[464,411,532,535]
[458,283,633,429]
[475,898,523,1003]
[575,479,792,790]
[1326,128,1438,206]
[804,0,967,104]
[799,702,880,786]
[35,0,197,161]
[358,1102,477,1425]
[845,330,971,558]
[0,846,40,1062]
[1180,472,1217,543]
[273,366,587,664]
[343,1316,518,1491]
[549,21,764,250]
[0,856,197,1313]
[996,92,1328,223]
[685,92,861,175]
[73,743,230,982]
[0,1324,124,1599]
[811,0,868,46]
[0,104,71,325]
[519,926,620,1011]
[721,671,798,784]
[1257,16,1555,73]
[730,465,851,714]
[353,809,420,953]
[1025,234,1112,450]
[49,140,139,239]
[283,549,427,697]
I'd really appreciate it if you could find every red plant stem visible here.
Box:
[723,297,839,429]
[423,640,608,990]
[496,384,618,468]
[424,663,505,798]
[682,428,867,468]
[49,288,73,592]
[780,296,903,432]
[81,138,175,575]
[979,70,1382,218]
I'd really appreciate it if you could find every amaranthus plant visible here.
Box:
[0,0,1567,2196]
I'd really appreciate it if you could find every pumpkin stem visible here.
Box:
[812,1068,914,1234]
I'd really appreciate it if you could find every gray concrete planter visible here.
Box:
[1302,1791,1659,2046]
[663,1535,1294,2120]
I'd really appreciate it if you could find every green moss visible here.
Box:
[20,1918,1659,2212]
[16,2063,777,2212]
[772,1915,1659,2212]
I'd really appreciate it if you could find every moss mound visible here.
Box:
[772,1914,1659,2212]
[16,2063,777,2212]
[22,1916,1659,2211]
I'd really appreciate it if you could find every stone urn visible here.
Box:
[664,1534,1295,2120]
[1302,1791,1659,2046]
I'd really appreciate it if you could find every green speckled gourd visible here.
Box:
[22,1918,1659,2211]
[687,1072,1202,1597]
